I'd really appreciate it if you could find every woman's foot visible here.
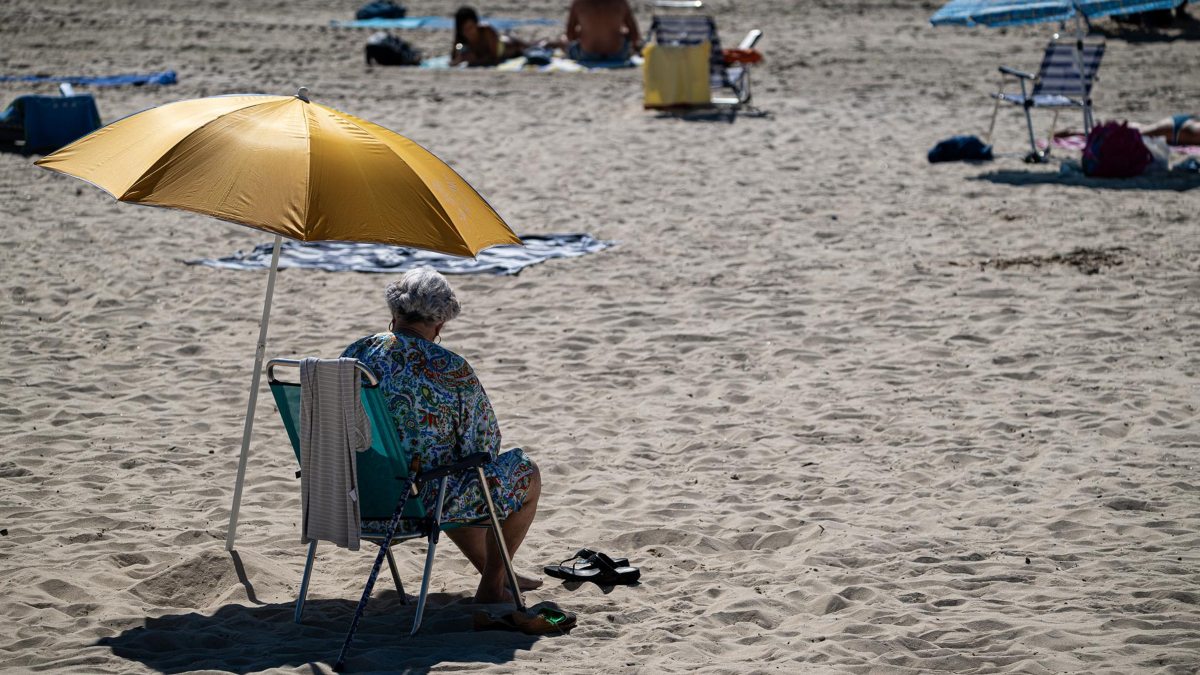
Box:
[474,579,518,604]
[474,572,538,602]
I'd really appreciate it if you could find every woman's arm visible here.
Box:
[566,1,581,41]
[455,367,502,460]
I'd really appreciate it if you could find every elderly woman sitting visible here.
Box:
[341,268,541,603]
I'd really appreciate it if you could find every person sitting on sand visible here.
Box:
[451,6,527,67]
[342,268,541,603]
[565,0,642,62]
[1057,114,1200,146]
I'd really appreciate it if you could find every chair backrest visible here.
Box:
[1033,37,1105,98]
[648,14,725,87]
[268,359,427,523]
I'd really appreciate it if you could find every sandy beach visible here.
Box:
[2,0,1199,672]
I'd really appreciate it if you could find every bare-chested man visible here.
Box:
[565,0,641,62]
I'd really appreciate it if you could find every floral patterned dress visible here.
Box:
[342,332,535,524]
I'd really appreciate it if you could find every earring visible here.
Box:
[435,334,442,344]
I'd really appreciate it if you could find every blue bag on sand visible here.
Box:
[928,135,994,163]
[356,1,406,20]
[0,94,101,154]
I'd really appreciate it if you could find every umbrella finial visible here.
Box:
[296,87,310,102]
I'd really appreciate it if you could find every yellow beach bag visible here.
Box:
[642,41,711,108]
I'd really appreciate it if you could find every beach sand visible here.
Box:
[1,0,1199,672]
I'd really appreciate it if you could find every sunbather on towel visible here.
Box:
[564,0,641,62]
[451,6,527,67]
[1137,114,1200,146]
[342,268,542,603]
[1057,115,1200,146]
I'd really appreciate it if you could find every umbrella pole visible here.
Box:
[225,234,284,552]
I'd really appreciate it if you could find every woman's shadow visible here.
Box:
[97,590,539,674]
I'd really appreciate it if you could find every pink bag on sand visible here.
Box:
[1082,121,1153,178]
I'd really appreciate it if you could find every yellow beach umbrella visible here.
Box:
[36,89,518,255]
[35,88,521,551]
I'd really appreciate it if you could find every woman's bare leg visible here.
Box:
[446,462,543,600]
[1134,117,1175,140]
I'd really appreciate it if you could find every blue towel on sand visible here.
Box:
[333,16,555,30]
[187,234,615,275]
[0,71,176,87]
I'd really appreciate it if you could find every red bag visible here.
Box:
[1082,121,1152,178]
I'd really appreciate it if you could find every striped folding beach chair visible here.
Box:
[644,4,763,108]
[986,34,1106,160]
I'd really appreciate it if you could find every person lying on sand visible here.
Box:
[1056,115,1200,146]
[564,0,642,62]
[342,268,542,603]
[451,6,527,67]
[1135,114,1200,146]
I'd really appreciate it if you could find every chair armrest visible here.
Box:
[998,65,1036,80]
[417,452,492,483]
[738,29,763,50]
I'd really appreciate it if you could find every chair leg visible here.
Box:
[1017,79,1040,160]
[985,79,1004,144]
[476,466,525,613]
[385,548,407,605]
[294,540,317,624]
[1045,109,1060,158]
[411,476,448,637]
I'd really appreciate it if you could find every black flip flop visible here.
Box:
[543,548,629,581]
[586,551,640,585]
[544,549,639,585]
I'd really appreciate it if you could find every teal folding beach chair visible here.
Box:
[266,358,523,669]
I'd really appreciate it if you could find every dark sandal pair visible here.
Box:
[544,548,640,585]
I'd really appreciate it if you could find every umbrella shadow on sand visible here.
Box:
[97,591,540,674]
[972,168,1200,191]
[1096,10,1200,42]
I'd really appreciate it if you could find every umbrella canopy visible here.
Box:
[931,0,1185,27]
[35,91,520,256]
[931,0,1075,27]
[34,89,522,551]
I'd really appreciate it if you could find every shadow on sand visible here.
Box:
[96,591,539,674]
[972,168,1200,191]
[1095,11,1200,43]
[653,106,771,123]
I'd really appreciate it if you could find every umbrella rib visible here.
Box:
[319,107,477,256]
[115,96,287,202]
[301,102,314,240]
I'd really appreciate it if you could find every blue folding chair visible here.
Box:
[986,34,1106,160]
[266,358,523,670]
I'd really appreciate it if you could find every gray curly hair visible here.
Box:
[385,268,461,324]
